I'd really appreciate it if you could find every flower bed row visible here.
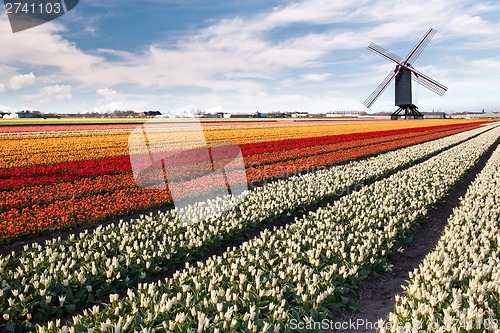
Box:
[0,125,479,244]
[379,144,500,332]
[0,124,495,330]
[0,124,140,133]
[34,123,500,332]
[0,132,131,169]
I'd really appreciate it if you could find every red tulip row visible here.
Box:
[0,156,131,189]
[0,188,171,241]
[243,125,471,166]
[246,125,478,181]
[0,174,135,212]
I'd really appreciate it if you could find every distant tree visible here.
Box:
[30,110,43,118]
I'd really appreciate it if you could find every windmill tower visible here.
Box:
[363,28,448,119]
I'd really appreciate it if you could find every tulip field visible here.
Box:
[380,139,500,332]
[0,119,499,332]
[0,120,488,244]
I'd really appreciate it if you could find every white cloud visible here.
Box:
[470,58,500,71]
[302,73,331,81]
[8,72,36,90]
[0,15,102,84]
[23,85,72,103]
[205,105,224,113]
[0,72,36,92]
[93,88,122,112]
[96,88,118,99]
[92,101,122,113]
[0,103,14,112]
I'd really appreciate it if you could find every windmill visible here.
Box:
[363,28,448,119]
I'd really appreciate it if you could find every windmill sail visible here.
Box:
[363,68,400,108]
[368,43,403,64]
[408,67,447,96]
[403,28,436,65]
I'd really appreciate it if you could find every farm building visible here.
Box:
[3,111,33,119]
[420,111,446,119]
[230,112,259,118]
[140,111,162,117]
[290,111,309,118]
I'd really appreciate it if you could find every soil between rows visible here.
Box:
[326,137,500,333]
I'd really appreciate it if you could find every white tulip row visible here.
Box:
[0,124,495,330]
[35,125,500,332]
[379,143,500,333]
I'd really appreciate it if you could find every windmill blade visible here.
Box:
[368,42,403,64]
[363,67,400,108]
[403,28,437,66]
[407,67,447,96]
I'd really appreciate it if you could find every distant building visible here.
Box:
[141,111,162,118]
[290,111,309,118]
[453,111,500,119]
[267,112,290,118]
[325,111,361,118]
[230,112,259,119]
[3,111,33,119]
[421,111,446,119]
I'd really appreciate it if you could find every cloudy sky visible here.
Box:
[0,0,499,114]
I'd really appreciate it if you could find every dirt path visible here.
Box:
[326,138,499,333]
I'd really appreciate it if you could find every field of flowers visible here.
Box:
[0,118,497,332]
[380,144,500,332]
[0,120,488,244]
[27,123,499,332]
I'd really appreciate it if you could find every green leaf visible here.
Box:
[262,289,273,297]
[6,322,16,333]
[66,288,74,303]
[40,300,49,312]
[74,289,86,301]
[66,304,76,313]
[310,308,319,321]
[33,312,44,323]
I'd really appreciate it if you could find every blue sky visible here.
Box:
[1,0,499,114]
